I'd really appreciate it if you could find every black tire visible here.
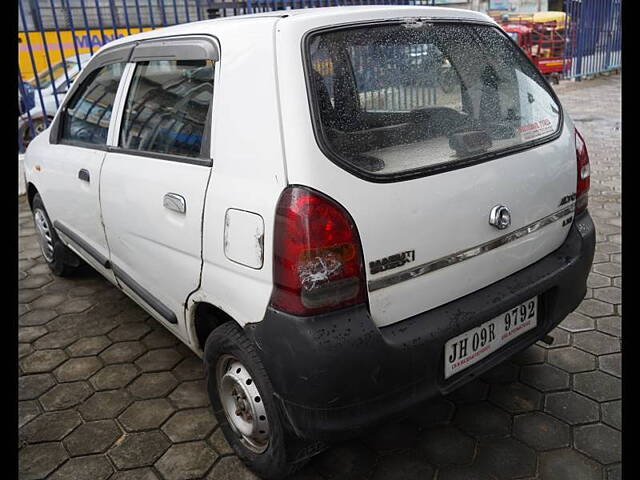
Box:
[204,321,311,479]
[32,193,82,277]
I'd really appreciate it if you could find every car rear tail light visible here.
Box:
[270,185,367,316]
[575,128,590,214]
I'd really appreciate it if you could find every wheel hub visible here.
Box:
[34,208,55,263]
[217,357,270,453]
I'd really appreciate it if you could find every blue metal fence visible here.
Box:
[563,0,621,80]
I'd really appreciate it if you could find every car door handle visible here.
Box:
[78,169,90,183]
[163,193,186,214]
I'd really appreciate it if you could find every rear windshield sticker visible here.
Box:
[517,119,554,141]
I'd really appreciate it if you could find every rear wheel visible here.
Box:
[204,321,311,479]
[32,193,81,276]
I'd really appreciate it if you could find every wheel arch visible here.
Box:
[26,182,39,211]
[190,301,239,354]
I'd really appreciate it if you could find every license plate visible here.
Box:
[444,297,538,379]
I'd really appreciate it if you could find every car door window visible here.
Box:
[60,62,125,146]
[118,59,215,159]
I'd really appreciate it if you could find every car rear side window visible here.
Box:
[60,62,125,146]
[118,59,214,159]
[306,22,562,179]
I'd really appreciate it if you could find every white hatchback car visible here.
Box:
[24,6,595,478]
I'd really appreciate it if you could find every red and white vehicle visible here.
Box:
[24,6,595,478]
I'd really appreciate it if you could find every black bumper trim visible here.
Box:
[245,212,595,440]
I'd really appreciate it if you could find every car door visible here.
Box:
[100,37,218,339]
[41,50,131,282]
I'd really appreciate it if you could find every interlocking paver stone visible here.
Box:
[18,343,33,359]
[128,372,179,399]
[511,344,546,365]
[577,298,615,317]
[593,286,621,305]
[56,298,94,314]
[91,363,140,390]
[29,293,66,309]
[119,399,175,432]
[607,464,622,480]
[155,442,218,480]
[545,391,599,425]
[108,431,171,469]
[100,341,147,364]
[18,400,40,428]
[513,412,570,451]
[49,454,114,480]
[488,383,542,414]
[597,316,621,337]
[438,465,494,480]
[162,407,217,442]
[592,262,621,278]
[573,331,620,356]
[536,327,570,349]
[474,438,536,479]
[19,410,82,443]
[574,424,622,464]
[34,329,80,350]
[601,400,621,430]
[573,371,621,402]
[18,326,48,343]
[67,335,112,357]
[168,379,210,408]
[559,312,595,332]
[173,356,205,381]
[454,402,511,438]
[54,356,103,382]
[143,328,181,349]
[109,322,152,342]
[206,456,260,480]
[135,348,183,372]
[538,448,602,480]
[209,427,234,455]
[19,442,68,480]
[418,425,475,466]
[521,364,570,392]
[19,373,56,400]
[547,347,596,373]
[40,381,93,411]
[599,353,621,378]
[64,419,122,455]
[79,390,133,420]
[21,349,68,373]
[111,468,161,480]
[587,272,611,288]
[19,308,57,326]
[360,420,420,453]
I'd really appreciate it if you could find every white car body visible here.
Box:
[24,8,594,467]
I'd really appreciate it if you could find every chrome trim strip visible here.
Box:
[368,206,575,292]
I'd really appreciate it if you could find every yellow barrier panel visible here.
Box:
[18,27,154,80]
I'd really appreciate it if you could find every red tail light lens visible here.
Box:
[270,185,367,316]
[575,128,590,214]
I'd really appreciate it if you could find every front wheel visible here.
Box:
[32,193,82,276]
[204,321,310,479]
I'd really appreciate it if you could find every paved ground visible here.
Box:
[18,73,621,480]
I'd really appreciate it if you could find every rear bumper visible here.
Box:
[245,211,595,441]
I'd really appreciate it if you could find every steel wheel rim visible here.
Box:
[216,354,270,454]
[34,208,55,263]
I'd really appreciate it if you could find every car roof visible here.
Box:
[98,6,494,53]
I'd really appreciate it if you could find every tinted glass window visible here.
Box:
[119,59,214,158]
[61,63,125,145]
[307,23,561,177]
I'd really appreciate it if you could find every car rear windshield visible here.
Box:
[306,21,562,179]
